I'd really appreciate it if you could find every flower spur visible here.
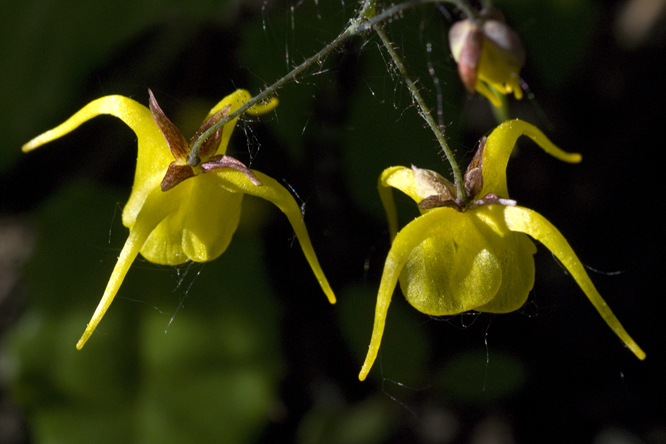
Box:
[23,89,336,349]
[359,119,645,380]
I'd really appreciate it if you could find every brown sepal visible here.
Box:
[149,89,189,162]
[457,25,483,93]
[418,195,461,211]
[190,105,231,160]
[414,134,518,212]
[464,136,486,199]
[200,155,263,186]
[161,162,196,191]
[411,165,457,201]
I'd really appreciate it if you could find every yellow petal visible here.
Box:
[380,166,421,202]
[400,208,502,315]
[472,205,536,313]
[477,66,522,105]
[138,173,244,265]
[475,80,503,108]
[76,187,179,349]
[19,95,170,232]
[22,95,160,156]
[503,205,646,360]
[481,120,583,198]
[476,27,524,104]
[378,166,420,241]
[246,96,279,116]
[359,208,502,380]
[216,169,336,305]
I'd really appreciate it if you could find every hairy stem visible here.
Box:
[357,0,446,32]
[374,24,468,204]
[189,0,478,167]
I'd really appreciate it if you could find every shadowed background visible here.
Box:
[1,0,664,443]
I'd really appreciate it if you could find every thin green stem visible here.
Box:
[453,0,479,21]
[374,24,468,204]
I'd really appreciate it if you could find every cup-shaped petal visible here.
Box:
[471,205,536,313]
[123,90,278,228]
[359,208,503,380]
[399,207,503,315]
[138,173,244,265]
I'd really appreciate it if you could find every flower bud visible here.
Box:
[449,9,526,107]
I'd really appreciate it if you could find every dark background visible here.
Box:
[1,0,664,443]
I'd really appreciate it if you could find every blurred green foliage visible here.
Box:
[7,181,282,443]
[1,0,662,443]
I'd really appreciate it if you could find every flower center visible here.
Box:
[148,89,262,191]
[414,137,515,212]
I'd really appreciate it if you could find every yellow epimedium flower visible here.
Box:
[23,89,336,349]
[359,119,645,381]
[449,9,525,108]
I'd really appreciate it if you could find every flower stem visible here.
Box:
[489,84,510,124]
[189,0,472,167]
[453,0,479,21]
[188,0,375,166]
[356,0,447,32]
[374,24,468,204]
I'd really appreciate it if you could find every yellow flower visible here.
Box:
[359,119,645,380]
[23,89,336,349]
[449,9,525,107]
